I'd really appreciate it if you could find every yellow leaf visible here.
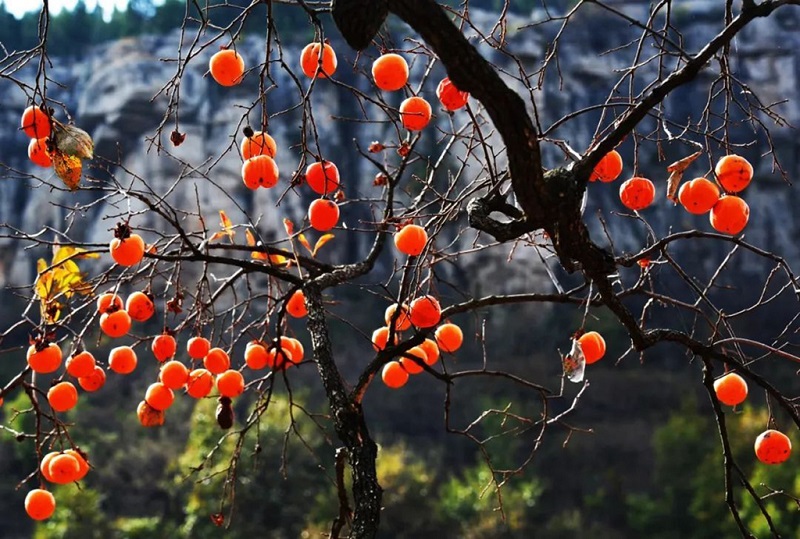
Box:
[245,229,257,246]
[283,218,295,236]
[209,231,227,242]
[312,234,334,256]
[52,151,82,190]
[269,254,289,266]
[217,210,235,243]
[298,233,312,255]
[53,245,98,263]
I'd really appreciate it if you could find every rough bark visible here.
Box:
[305,283,382,538]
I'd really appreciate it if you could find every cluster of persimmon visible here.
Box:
[25,446,90,520]
[371,296,461,389]
[20,105,53,169]
[713,372,792,465]
[590,150,752,235]
[210,43,469,237]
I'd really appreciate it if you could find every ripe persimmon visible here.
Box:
[241,130,277,160]
[216,369,245,398]
[399,346,427,374]
[242,155,279,190]
[186,368,214,398]
[48,453,80,484]
[436,77,469,111]
[300,42,337,78]
[308,199,340,231]
[372,53,409,91]
[755,429,792,465]
[384,304,411,331]
[273,336,304,368]
[420,338,440,366]
[399,96,432,131]
[160,360,189,390]
[209,49,245,86]
[137,400,165,427]
[99,310,131,338]
[382,361,409,389]
[78,366,106,392]
[152,333,177,362]
[589,150,623,182]
[244,342,269,370]
[678,177,720,215]
[25,489,55,521]
[305,161,340,195]
[64,449,89,481]
[715,154,753,193]
[394,224,427,256]
[40,452,58,482]
[20,105,51,139]
[204,347,231,375]
[28,138,52,168]
[409,295,441,328]
[66,351,96,378]
[47,382,78,412]
[710,195,749,235]
[435,323,463,353]
[267,346,293,370]
[713,372,748,406]
[286,290,308,318]
[187,336,211,360]
[578,331,606,364]
[97,292,123,314]
[125,291,155,322]
[371,327,396,352]
[27,343,62,374]
[108,346,137,375]
[110,233,145,266]
[619,176,655,211]
[145,382,175,411]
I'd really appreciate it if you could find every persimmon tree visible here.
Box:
[3,0,800,537]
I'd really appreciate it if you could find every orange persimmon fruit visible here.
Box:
[372,53,409,91]
[713,372,748,406]
[108,345,137,375]
[578,331,606,364]
[399,96,432,131]
[394,224,428,256]
[110,233,145,266]
[300,42,337,79]
[589,150,623,183]
[20,105,51,139]
[209,49,245,86]
[715,154,753,193]
[754,430,792,465]
[125,291,155,322]
[308,199,340,231]
[436,77,469,111]
[678,177,720,215]
[305,161,340,195]
[47,382,79,412]
[619,176,655,211]
[382,361,409,389]
[710,195,749,235]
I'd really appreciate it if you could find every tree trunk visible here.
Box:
[304,283,382,538]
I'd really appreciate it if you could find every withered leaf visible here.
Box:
[53,122,94,159]
[52,151,82,190]
[666,151,702,202]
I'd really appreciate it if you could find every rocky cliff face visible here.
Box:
[1,3,798,295]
